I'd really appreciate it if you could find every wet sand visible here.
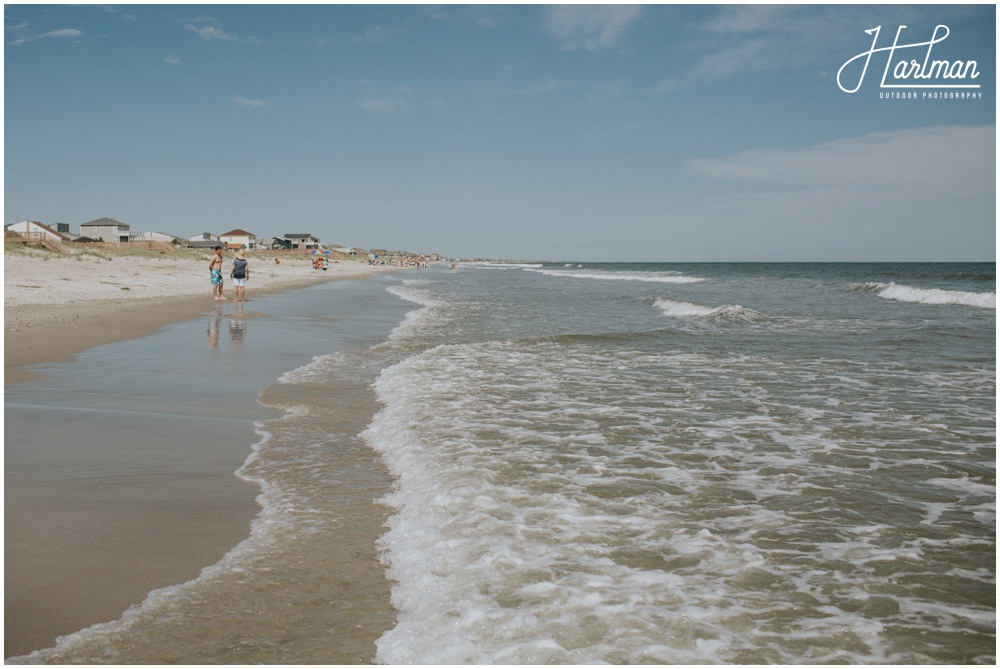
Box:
[4,248,399,658]
[5,249,386,384]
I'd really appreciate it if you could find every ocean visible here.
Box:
[6,262,996,664]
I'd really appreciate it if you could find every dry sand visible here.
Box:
[5,248,387,383]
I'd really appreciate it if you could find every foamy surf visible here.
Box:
[655,298,764,321]
[527,268,705,283]
[363,262,994,665]
[853,282,995,309]
[8,262,992,665]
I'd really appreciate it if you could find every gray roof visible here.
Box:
[82,217,129,229]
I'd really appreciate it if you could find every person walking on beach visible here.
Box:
[209,246,225,300]
[231,249,250,305]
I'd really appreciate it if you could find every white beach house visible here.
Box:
[4,220,74,243]
[219,228,258,251]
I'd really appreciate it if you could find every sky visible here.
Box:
[4,3,996,261]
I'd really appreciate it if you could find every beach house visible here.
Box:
[4,221,74,243]
[264,237,294,250]
[80,218,132,243]
[132,231,185,244]
[284,233,321,250]
[219,229,258,251]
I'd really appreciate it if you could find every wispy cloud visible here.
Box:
[8,27,82,47]
[351,25,405,44]
[424,5,505,29]
[99,5,136,21]
[358,86,414,115]
[233,96,267,108]
[182,18,258,44]
[688,123,995,240]
[691,125,993,194]
[545,5,642,52]
[477,77,571,99]
[186,23,236,41]
[163,54,180,65]
[655,5,924,92]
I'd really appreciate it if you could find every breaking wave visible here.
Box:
[654,298,764,321]
[527,268,705,283]
[852,282,995,309]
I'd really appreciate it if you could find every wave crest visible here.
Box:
[655,299,763,321]
[527,268,705,283]
[852,282,995,309]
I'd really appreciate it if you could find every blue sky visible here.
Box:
[4,3,995,261]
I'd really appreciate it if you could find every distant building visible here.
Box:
[4,220,73,243]
[265,237,293,250]
[81,217,131,243]
[182,239,220,250]
[189,231,219,243]
[219,228,257,251]
[133,230,184,244]
[284,233,321,250]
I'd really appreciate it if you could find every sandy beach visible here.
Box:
[5,247,388,384]
[4,245,400,659]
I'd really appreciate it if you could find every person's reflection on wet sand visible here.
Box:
[228,318,247,343]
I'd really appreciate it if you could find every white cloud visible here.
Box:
[423,5,504,30]
[8,28,82,46]
[686,125,995,259]
[232,96,267,107]
[656,5,885,91]
[186,23,236,41]
[690,125,994,196]
[545,5,642,52]
[164,55,180,65]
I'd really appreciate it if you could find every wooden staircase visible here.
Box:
[38,237,70,255]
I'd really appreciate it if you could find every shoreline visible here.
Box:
[5,249,393,383]
[4,249,402,658]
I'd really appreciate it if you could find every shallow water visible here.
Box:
[6,263,995,664]
[5,276,411,662]
[367,262,995,664]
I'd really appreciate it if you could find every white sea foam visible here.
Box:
[853,282,995,309]
[474,262,544,269]
[363,335,993,664]
[276,353,344,384]
[383,282,445,346]
[655,298,763,320]
[527,268,705,283]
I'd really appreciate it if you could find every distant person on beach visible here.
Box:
[209,246,225,300]
[231,250,249,305]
